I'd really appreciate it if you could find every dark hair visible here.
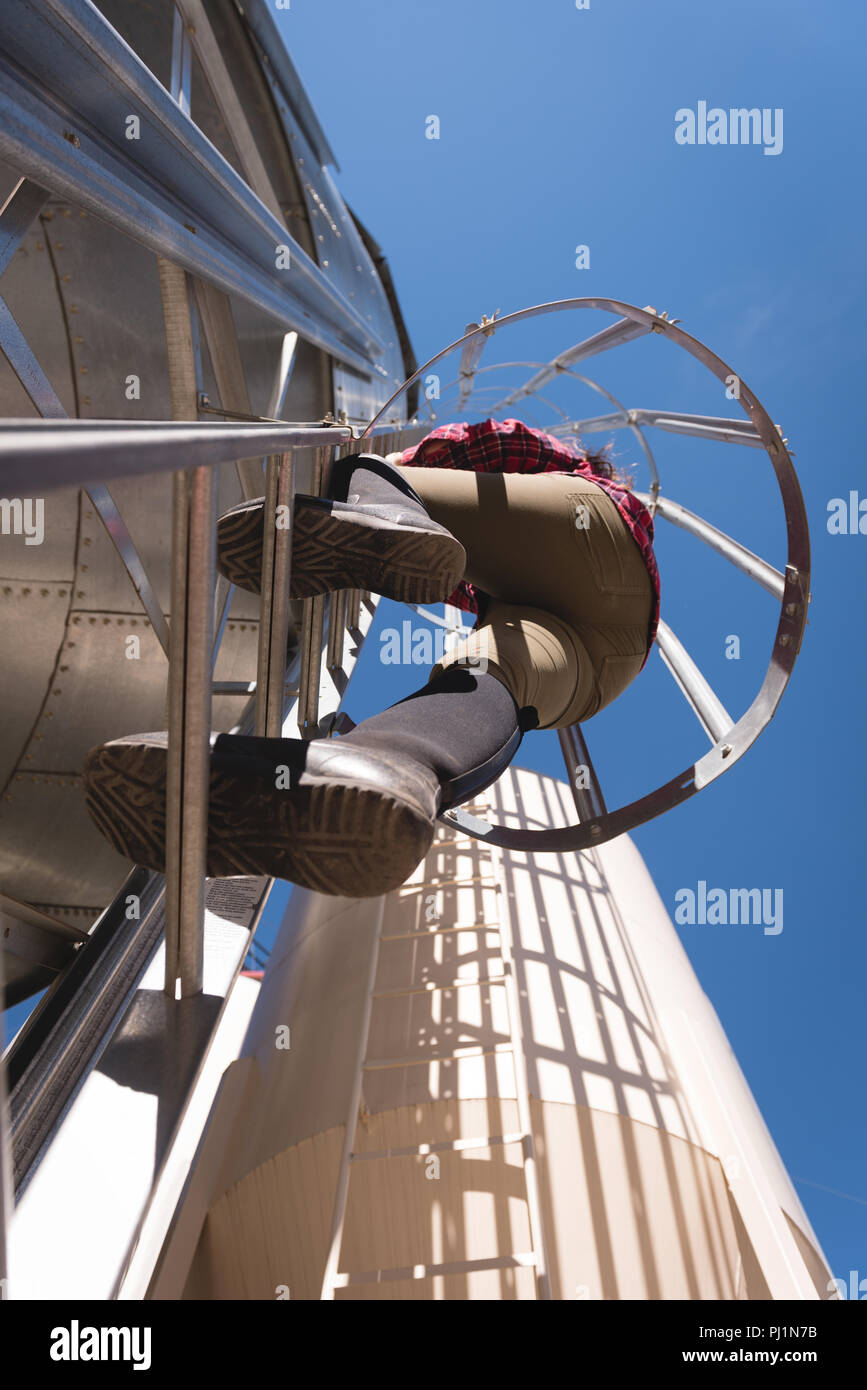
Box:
[575,439,636,492]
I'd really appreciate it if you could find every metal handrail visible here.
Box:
[0,417,353,494]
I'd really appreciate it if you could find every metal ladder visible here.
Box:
[319,800,552,1299]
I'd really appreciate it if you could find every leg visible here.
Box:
[84,463,652,897]
[215,453,466,603]
[397,465,653,632]
[400,466,653,724]
[431,598,647,728]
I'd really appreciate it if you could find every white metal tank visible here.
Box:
[151,763,829,1301]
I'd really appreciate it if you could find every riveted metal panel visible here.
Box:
[0,583,70,791]
[0,770,131,914]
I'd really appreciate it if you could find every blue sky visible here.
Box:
[4,0,864,1289]
[266,0,866,1283]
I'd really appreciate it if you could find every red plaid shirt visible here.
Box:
[399,417,660,669]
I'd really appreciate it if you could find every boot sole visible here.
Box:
[217,501,466,602]
[83,738,434,899]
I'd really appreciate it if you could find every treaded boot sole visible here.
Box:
[83,737,435,899]
[217,498,466,602]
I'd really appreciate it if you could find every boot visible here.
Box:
[82,670,538,898]
[216,452,466,603]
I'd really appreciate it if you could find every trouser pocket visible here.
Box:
[566,488,651,598]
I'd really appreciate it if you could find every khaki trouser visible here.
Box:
[398,467,654,729]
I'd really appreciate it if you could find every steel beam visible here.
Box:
[0,177,50,277]
[635,492,785,599]
[193,279,266,500]
[492,315,654,409]
[254,452,295,737]
[0,0,383,372]
[297,446,329,736]
[159,257,214,998]
[557,725,608,824]
[571,408,765,448]
[266,332,300,419]
[174,0,284,221]
[655,621,734,745]
[457,316,496,408]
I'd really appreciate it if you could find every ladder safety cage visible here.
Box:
[362,298,810,853]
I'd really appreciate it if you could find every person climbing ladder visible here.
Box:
[83,418,660,898]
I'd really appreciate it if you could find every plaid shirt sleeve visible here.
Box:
[399,417,660,668]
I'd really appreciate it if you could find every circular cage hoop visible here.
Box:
[359,298,810,853]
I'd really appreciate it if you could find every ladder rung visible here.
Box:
[363,1042,513,1071]
[351,1131,528,1161]
[380,921,501,942]
[372,973,507,999]
[396,877,500,893]
[433,836,493,848]
[333,1252,538,1287]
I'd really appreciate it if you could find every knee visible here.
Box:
[432,603,594,730]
